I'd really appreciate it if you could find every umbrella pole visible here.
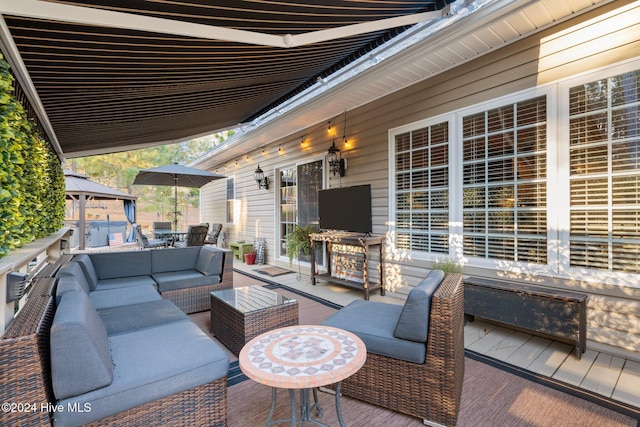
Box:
[174,176,178,231]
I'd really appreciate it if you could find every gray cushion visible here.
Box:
[71,254,99,291]
[89,251,152,280]
[56,262,91,294]
[89,285,162,310]
[323,300,426,363]
[393,270,444,343]
[152,270,221,292]
[50,290,113,400]
[53,321,229,427]
[195,247,224,276]
[151,247,200,274]
[95,275,158,291]
[99,300,189,336]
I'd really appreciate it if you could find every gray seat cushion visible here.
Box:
[98,300,189,336]
[393,270,444,343]
[94,275,158,291]
[53,321,229,427]
[50,290,113,400]
[323,300,426,364]
[152,270,221,292]
[89,285,162,310]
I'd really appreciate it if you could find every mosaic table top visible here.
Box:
[239,325,366,389]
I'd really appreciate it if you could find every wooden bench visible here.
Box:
[464,276,587,359]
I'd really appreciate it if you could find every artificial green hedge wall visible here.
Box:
[0,54,65,258]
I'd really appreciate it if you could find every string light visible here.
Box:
[278,145,284,154]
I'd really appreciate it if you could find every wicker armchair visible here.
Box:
[204,223,223,246]
[174,224,209,247]
[324,273,464,427]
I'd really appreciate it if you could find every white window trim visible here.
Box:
[388,57,640,288]
[388,112,455,262]
[556,59,640,286]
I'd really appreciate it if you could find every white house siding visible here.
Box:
[201,1,640,358]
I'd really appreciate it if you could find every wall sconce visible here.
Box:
[254,165,269,189]
[327,140,346,177]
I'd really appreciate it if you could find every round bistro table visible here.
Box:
[238,325,366,427]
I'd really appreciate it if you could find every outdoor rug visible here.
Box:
[253,266,294,277]
[193,272,639,427]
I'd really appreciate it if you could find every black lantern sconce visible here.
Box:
[327,140,346,177]
[254,165,269,189]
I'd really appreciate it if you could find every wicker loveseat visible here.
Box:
[323,272,464,427]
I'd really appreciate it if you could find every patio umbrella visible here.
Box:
[132,163,225,230]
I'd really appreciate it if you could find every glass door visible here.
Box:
[278,159,324,264]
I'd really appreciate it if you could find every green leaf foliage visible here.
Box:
[0,54,65,257]
[284,224,317,265]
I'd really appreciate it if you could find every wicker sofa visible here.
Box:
[0,247,235,427]
[59,246,233,314]
[323,271,464,427]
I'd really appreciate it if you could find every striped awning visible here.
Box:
[0,0,451,158]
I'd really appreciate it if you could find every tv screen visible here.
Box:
[318,185,372,234]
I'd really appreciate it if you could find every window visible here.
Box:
[226,177,235,223]
[389,59,640,285]
[393,121,450,254]
[462,96,548,263]
[568,70,640,273]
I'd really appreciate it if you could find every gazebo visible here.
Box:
[65,170,137,250]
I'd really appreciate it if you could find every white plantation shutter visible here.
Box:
[394,121,449,254]
[569,70,640,273]
[462,96,547,263]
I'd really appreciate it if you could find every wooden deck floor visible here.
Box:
[234,260,640,413]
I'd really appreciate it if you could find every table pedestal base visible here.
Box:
[263,383,346,427]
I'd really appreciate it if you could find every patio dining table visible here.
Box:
[153,229,187,246]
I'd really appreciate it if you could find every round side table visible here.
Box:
[239,325,366,427]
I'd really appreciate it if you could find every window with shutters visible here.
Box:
[568,70,640,273]
[393,121,450,254]
[226,177,235,224]
[462,96,548,263]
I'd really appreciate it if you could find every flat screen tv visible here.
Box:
[318,185,372,234]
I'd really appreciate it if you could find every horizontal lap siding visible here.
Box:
[200,1,640,356]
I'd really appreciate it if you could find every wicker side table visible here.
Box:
[210,286,299,355]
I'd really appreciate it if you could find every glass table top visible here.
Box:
[211,285,296,314]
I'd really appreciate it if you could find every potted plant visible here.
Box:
[284,225,317,279]
[244,249,257,265]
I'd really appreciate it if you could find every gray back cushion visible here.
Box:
[393,270,445,343]
[56,262,91,294]
[151,247,200,273]
[50,290,113,400]
[71,254,99,290]
[55,275,89,305]
[90,251,152,279]
[195,247,224,276]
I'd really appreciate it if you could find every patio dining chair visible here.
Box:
[174,223,209,247]
[133,224,167,249]
[204,223,223,246]
[152,221,172,238]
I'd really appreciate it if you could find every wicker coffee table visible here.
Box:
[210,286,299,355]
